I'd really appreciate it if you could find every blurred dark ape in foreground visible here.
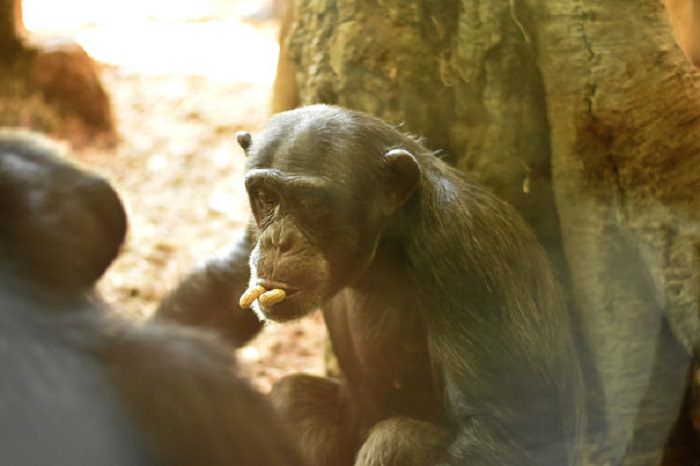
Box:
[157,105,584,466]
[0,130,306,466]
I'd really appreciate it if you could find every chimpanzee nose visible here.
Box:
[263,227,294,253]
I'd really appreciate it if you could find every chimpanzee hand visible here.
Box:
[354,417,450,466]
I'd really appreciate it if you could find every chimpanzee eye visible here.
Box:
[253,188,277,211]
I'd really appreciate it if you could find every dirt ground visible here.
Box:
[22,0,326,391]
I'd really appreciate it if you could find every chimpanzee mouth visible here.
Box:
[256,279,301,298]
[247,277,320,321]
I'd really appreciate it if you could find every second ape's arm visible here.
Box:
[155,225,262,347]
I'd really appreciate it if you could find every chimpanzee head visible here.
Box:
[237,105,422,321]
[0,130,127,298]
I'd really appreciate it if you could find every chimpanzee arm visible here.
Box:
[428,329,580,466]
[354,417,450,466]
[434,409,530,465]
[410,176,583,466]
[154,224,262,347]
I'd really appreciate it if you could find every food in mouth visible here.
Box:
[239,285,266,309]
[258,289,286,307]
[239,285,286,309]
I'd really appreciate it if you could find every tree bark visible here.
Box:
[280,0,566,272]
[664,0,700,66]
[277,0,700,465]
[531,1,700,464]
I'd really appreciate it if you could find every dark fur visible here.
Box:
[0,132,126,296]
[157,105,584,466]
[155,225,263,346]
[0,131,306,466]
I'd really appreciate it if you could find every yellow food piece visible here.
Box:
[258,289,286,307]
[239,285,266,309]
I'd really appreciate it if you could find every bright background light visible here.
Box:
[22,0,279,84]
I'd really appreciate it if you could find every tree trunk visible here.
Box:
[280,0,567,274]
[0,0,23,58]
[277,0,700,465]
[0,0,115,145]
[531,1,700,464]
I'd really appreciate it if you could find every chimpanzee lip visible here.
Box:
[257,278,300,295]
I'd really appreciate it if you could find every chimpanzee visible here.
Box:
[0,130,306,466]
[155,105,584,466]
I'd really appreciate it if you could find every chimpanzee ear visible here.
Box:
[383,148,421,211]
[236,132,252,154]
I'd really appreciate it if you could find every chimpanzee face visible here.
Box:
[237,105,421,321]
